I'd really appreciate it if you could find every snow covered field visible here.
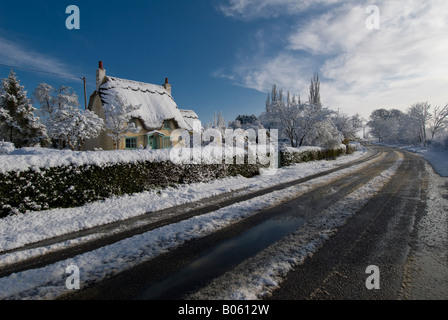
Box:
[0,147,370,299]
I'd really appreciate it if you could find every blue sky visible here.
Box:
[1,0,448,124]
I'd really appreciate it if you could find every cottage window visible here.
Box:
[163,121,171,130]
[125,137,137,149]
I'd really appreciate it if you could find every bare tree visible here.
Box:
[408,102,430,145]
[429,104,448,139]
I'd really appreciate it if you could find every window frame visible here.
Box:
[125,137,138,150]
[163,120,172,130]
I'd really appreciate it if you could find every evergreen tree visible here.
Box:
[0,69,47,147]
[309,73,322,107]
[265,92,271,113]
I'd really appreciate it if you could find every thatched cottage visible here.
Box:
[85,61,200,150]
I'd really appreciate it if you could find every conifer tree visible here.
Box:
[309,73,322,107]
[0,69,47,147]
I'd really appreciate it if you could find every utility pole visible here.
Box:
[82,77,87,110]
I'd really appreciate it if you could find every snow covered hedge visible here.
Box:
[279,143,355,167]
[0,150,265,217]
[0,143,357,217]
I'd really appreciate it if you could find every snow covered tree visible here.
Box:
[261,85,287,130]
[309,117,343,149]
[368,106,433,145]
[368,109,406,143]
[260,84,336,148]
[33,83,55,122]
[408,102,430,146]
[332,112,363,141]
[34,83,104,150]
[33,84,79,127]
[0,69,48,147]
[0,102,13,141]
[103,97,141,150]
[229,114,264,131]
[74,110,104,151]
[48,105,104,151]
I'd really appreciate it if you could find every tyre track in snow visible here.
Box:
[268,149,427,300]
[0,146,380,279]
[61,146,401,300]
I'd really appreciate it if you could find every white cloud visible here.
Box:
[214,53,314,98]
[217,0,448,117]
[219,0,341,19]
[0,36,77,80]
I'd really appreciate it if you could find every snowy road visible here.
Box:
[0,144,446,300]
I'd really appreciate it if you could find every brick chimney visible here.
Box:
[163,78,172,96]
[96,61,106,91]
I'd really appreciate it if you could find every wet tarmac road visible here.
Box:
[269,147,428,300]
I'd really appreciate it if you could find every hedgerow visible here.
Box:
[279,144,355,167]
[0,158,264,217]
[0,143,357,217]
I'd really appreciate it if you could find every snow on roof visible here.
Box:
[99,77,191,131]
[180,109,202,132]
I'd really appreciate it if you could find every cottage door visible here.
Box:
[148,135,158,149]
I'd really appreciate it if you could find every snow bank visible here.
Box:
[283,144,348,155]
[0,141,15,155]
[373,142,448,177]
[283,146,323,154]
[0,145,266,174]
[349,141,363,151]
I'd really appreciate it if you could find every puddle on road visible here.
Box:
[135,214,305,300]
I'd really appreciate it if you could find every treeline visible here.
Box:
[368,102,448,149]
